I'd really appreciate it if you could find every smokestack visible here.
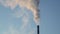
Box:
[37,25,39,34]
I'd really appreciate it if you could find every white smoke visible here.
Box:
[0,0,40,25]
[18,0,40,25]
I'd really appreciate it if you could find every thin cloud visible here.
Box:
[12,9,25,18]
[20,12,31,30]
[3,26,20,34]
[0,0,40,25]
[3,12,35,34]
[0,0,38,34]
[28,30,35,34]
[0,0,18,9]
[3,21,36,34]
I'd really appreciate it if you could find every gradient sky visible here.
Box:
[40,0,60,34]
[0,0,60,34]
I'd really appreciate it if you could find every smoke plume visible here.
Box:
[19,0,40,25]
[0,0,40,25]
[25,0,40,25]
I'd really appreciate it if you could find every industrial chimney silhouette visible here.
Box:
[37,25,39,34]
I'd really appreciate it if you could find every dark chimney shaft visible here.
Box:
[37,25,39,34]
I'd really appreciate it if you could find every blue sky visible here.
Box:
[40,0,60,34]
[0,0,60,34]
